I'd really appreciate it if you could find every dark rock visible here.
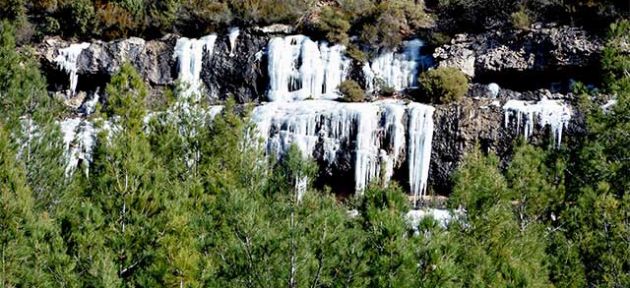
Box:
[202,28,269,103]
[433,24,604,81]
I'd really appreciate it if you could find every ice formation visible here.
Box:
[251,100,435,197]
[266,35,351,101]
[488,83,500,98]
[173,34,218,97]
[363,39,431,93]
[60,118,96,176]
[228,27,240,57]
[503,97,572,147]
[55,42,91,95]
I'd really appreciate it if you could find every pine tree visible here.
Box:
[560,20,630,287]
[0,123,78,286]
[449,147,552,287]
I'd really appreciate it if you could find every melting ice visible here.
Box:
[55,42,90,95]
[503,97,572,147]
[251,100,435,197]
[267,35,351,101]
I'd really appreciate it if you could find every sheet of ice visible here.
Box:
[251,100,434,196]
[173,34,218,98]
[267,35,351,101]
[503,97,572,147]
[55,42,90,95]
[364,39,431,93]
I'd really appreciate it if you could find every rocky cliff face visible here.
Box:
[433,24,603,89]
[36,24,591,198]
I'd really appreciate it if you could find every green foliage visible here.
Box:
[0,21,59,125]
[104,62,148,131]
[436,0,518,32]
[511,9,531,30]
[338,80,365,102]
[419,67,469,104]
[316,6,351,45]
[59,0,95,37]
[450,147,510,216]
[506,143,565,222]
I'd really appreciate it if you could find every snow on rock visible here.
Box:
[503,97,572,147]
[266,35,351,102]
[251,100,435,196]
[363,39,432,93]
[173,34,218,98]
[228,27,240,57]
[55,42,91,95]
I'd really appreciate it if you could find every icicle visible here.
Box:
[55,42,90,95]
[503,97,572,147]
[228,27,240,57]
[364,39,431,93]
[407,103,435,201]
[266,35,351,101]
[251,100,435,195]
[173,34,218,98]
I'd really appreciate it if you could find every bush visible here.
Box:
[511,9,531,30]
[59,0,95,37]
[316,6,351,45]
[359,0,431,49]
[338,80,365,102]
[419,67,469,104]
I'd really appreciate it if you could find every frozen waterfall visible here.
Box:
[173,34,218,98]
[55,42,91,95]
[251,100,435,196]
[503,97,572,147]
[266,35,351,102]
[363,39,431,93]
[60,118,96,176]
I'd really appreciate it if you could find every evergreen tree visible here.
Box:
[0,123,78,286]
[449,147,552,287]
[560,20,630,287]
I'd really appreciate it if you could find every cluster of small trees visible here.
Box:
[1,19,629,287]
[3,0,626,46]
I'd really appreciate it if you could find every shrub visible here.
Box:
[419,67,469,104]
[59,0,95,37]
[346,44,368,62]
[96,3,138,39]
[511,9,531,30]
[338,80,365,102]
[317,6,351,45]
